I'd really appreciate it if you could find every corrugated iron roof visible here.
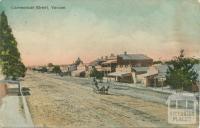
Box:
[118,54,152,60]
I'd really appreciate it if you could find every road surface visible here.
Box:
[22,71,197,128]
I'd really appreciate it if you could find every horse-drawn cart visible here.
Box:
[92,78,110,94]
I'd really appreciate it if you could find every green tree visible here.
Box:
[0,11,26,80]
[52,65,61,74]
[90,67,104,80]
[166,49,199,92]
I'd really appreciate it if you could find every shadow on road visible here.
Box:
[7,87,31,96]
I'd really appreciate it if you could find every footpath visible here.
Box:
[0,82,33,127]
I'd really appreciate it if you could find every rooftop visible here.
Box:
[102,60,117,65]
[132,67,149,73]
[88,59,105,66]
[118,53,152,61]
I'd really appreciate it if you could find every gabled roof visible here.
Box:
[118,54,152,60]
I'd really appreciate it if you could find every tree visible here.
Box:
[90,67,104,80]
[166,49,199,92]
[47,63,54,67]
[0,11,26,80]
[153,60,163,64]
[52,65,61,74]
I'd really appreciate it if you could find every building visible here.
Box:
[63,64,77,76]
[109,66,149,83]
[108,64,132,83]
[153,64,169,87]
[141,66,159,87]
[47,66,54,73]
[132,67,149,83]
[71,62,88,77]
[88,58,105,74]
[68,64,77,72]
[108,52,153,83]
[60,65,69,73]
[117,52,153,67]
[137,64,169,87]
[101,60,117,75]
[142,64,200,90]
[101,55,117,76]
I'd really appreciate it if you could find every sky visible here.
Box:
[0,0,200,66]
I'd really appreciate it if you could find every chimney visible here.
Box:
[124,51,127,55]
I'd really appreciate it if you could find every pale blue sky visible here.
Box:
[0,0,200,65]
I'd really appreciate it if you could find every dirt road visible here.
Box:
[22,71,197,128]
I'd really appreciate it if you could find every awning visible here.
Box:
[108,72,132,77]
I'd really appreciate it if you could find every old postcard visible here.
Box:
[0,0,200,128]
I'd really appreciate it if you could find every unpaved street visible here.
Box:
[22,71,197,128]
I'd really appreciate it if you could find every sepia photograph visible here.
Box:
[0,0,200,127]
